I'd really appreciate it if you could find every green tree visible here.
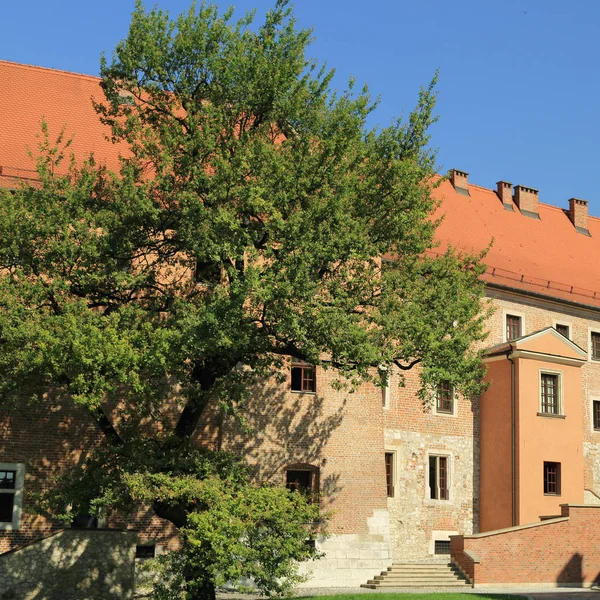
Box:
[0,1,488,598]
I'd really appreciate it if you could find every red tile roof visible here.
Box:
[433,180,600,309]
[0,60,122,186]
[2,60,600,309]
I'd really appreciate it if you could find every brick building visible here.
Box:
[2,60,600,587]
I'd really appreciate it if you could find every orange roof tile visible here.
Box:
[3,60,600,309]
[433,179,600,309]
[0,60,122,185]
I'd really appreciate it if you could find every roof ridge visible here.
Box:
[0,59,100,82]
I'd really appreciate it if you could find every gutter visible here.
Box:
[506,344,516,527]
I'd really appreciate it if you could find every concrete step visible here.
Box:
[362,581,469,588]
[373,573,468,581]
[363,561,470,589]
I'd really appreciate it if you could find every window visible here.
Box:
[436,382,454,414]
[291,363,316,393]
[555,324,570,339]
[434,540,451,555]
[428,456,449,500]
[285,466,318,503]
[506,314,522,341]
[0,463,24,530]
[385,453,394,497]
[543,462,561,495]
[593,400,600,431]
[135,545,156,560]
[592,332,600,361]
[540,373,560,415]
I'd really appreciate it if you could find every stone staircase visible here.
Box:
[361,562,470,589]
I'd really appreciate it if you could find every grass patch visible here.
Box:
[302,595,527,600]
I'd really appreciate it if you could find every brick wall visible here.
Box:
[451,504,600,586]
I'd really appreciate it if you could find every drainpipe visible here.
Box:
[506,344,516,527]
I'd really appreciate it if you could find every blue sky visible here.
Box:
[2,0,599,215]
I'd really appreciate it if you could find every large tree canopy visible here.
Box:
[0,1,488,598]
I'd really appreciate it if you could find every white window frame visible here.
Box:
[503,309,525,343]
[538,368,564,416]
[434,382,457,417]
[0,463,25,531]
[426,453,451,502]
[588,328,600,362]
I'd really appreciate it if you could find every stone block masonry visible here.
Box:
[0,529,137,599]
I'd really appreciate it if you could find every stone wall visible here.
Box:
[297,509,391,587]
[0,529,137,600]
[385,428,477,561]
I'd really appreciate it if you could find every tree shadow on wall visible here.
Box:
[219,381,346,503]
[557,552,582,585]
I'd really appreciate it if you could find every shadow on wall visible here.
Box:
[220,380,346,503]
[0,529,137,600]
[558,553,583,585]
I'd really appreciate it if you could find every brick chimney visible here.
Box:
[568,198,589,234]
[496,181,513,210]
[450,169,469,196]
[513,185,539,218]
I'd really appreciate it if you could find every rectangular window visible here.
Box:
[506,315,522,341]
[555,324,570,339]
[436,382,454,414]
[429,456,449,500]
[592,332,600,361]
[540,373,560,414]
[291,363,316,393]
[434,540,451,555]
[0,464,24,529]
[594,400,600,431]
[385,453,394,497]
[543,461,561,495]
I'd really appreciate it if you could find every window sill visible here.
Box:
[544,493,561,497]
[291,390,316,395]
[537,412,566,419]
[435,410,456,416]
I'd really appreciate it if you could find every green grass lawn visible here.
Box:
[302,595,527,600]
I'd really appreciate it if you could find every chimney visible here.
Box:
[450,169,470,196]
[568,198,589,235]
[513,185,539,218]
[496,181,514,211]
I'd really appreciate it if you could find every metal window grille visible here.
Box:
[434,540,451,554]
[541,373,559,414]
[506,315,522,341]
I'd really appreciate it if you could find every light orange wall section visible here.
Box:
[479,359,513,532]
[517,334,585,360]
[515,356,584,524]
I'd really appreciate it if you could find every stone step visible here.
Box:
[363,561,469,589]
[374,574,465,581]
[390,563,453,568]
[363,581,468,588]
[386,567,457,573]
